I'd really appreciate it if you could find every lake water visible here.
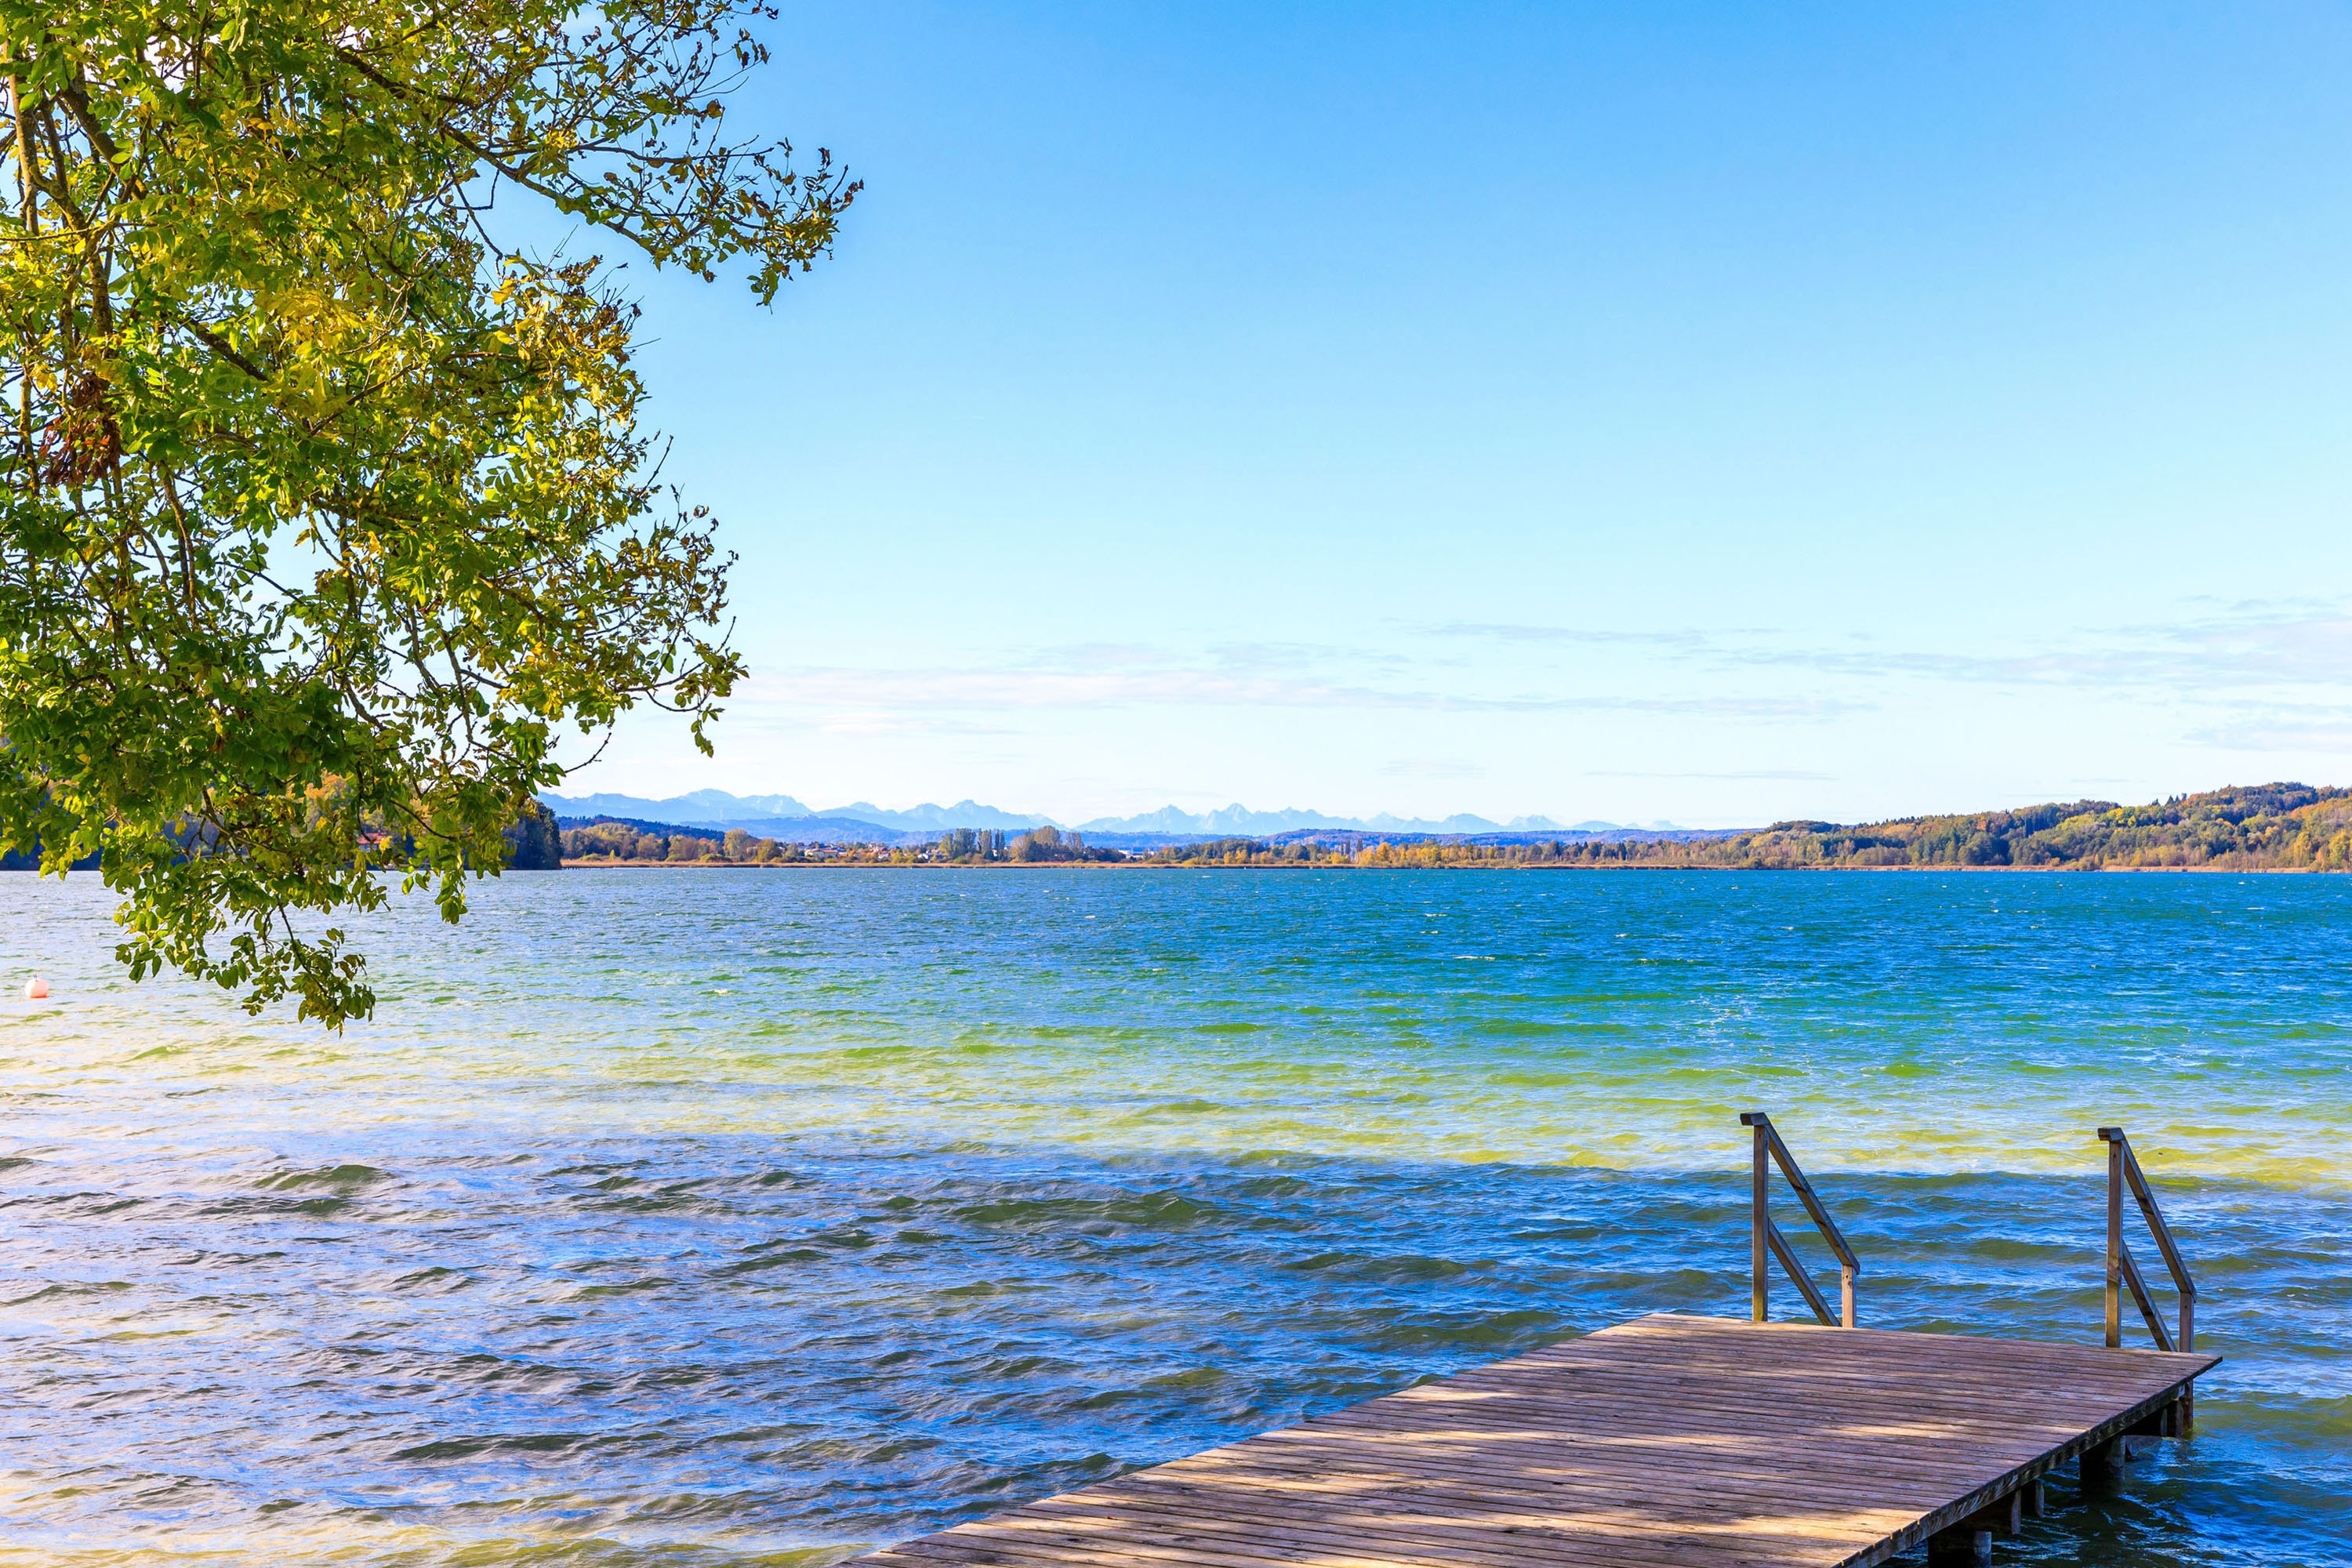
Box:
[0,869,2346,1566]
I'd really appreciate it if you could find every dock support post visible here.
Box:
[2079,1436,2125,1493]
[1751,1117,1769,1322]
[1950,1490,2022,1537]
[2177,1331,2194,1432]
[1927,1528,1992,1566]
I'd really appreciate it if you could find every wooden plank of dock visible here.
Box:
[851,1312,2218,1568]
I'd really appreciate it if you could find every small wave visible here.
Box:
[389,1431,596,1461]
[566,1276,678,1298]
[952,1191,1220,1230]
[260,1163,393,1192]
[4,1279,133,1306]
[389,1265,475,1295]
[1279,1250,1479,1283]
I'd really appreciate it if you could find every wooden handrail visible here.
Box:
[1741,1112,1859,1327]
[2099,1127,2195,1356]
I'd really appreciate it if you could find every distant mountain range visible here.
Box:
[545,790,1045,833]
[1071,804,1618,836]
[538,789,1680,842]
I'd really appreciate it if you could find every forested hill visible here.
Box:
[1640,782,2352,871]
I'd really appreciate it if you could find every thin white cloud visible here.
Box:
[806,716,1022,739]
[1585,768,1834,781]
[733,665,1861,719]
[1383,758,1486,779]
[1428,622,1718,649]
[1420,602,2352,694]
[2188,709,2352,753]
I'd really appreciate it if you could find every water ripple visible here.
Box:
[0,870,2346,1564]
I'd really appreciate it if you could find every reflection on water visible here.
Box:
[0,869,2347,1565]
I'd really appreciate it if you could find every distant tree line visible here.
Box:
[935,826,1121,863]
[1151,837,1576,867]
[1700,782,2351,871]
[1149,783,2352,873]
[548,818,1127,866]
[560,818,814,863]
[933,828,1006,860]
[503,804,563,869]
[29,785,2348,877]
[1152,838,1331,866]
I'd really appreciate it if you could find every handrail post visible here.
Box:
[2103,1131,2124,1349]
[1751,1116,1769,1322]
[2099,1125,2200,1432]
[1741,1112,1857,1327]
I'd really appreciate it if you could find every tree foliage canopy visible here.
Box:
[1,1,852,1022]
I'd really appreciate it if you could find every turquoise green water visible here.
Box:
[0,869,2346,1565]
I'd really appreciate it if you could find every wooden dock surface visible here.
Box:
[853,1312,2217,1568]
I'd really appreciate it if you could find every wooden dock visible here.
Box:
[852,1313,2217,1568]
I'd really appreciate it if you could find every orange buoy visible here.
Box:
[24,978,47,1000]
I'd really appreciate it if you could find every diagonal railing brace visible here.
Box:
[1742,1112,1860,1328]
[2099,1125,2199,1430]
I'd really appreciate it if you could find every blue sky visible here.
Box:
[561,2,2352,826]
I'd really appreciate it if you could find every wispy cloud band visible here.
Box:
[735,665,1860,719]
